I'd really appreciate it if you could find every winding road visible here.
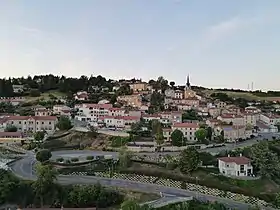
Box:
[9,132,278,210]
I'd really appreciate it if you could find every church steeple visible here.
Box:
[186,74,191,89]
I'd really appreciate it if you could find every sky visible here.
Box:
[1,0,280,91]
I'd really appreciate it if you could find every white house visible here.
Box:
[75,103,113,122]
[260,113,280,126]
[218,155,253,177]
[99,115,140,129]
[74,91,89,101]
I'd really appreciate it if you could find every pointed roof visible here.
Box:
[186,75,190,88]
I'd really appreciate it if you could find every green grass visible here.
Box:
[25,90,66,102]
[203,89,280,101]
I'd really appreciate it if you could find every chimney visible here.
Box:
[239,153,242,157]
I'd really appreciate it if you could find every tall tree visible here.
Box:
[32,164,58,207]
[171,129,184,147]
[195,128,207,142]
[179,147,200,174]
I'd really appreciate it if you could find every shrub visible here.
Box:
[42,139,66,149]
[71,157,79,162]
[86,156,94,160]
[56,157,64,162]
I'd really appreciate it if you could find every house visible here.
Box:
[0,97,25,106]
[245,106,261,114]
[75,103,113,122]
[5,116,57,133]
[108,108,126,116]
[117,94,142,107]
[260,113,280,126]
[74,91,89,101]
[217,114,245,126]
[12,85,24,93]
[214,100,227,108]
[53,105,71,117]
[256,120,278,133]
[142,114,161,122]
[243,113,257,127]
[215,125,247,142]
[129,82,151,92]
[159,111,182,124]
[218,154,253,177]
[0,132,26,144]
[35,107,52,116]
[208,108,221,118]
[98,116,140,129]
[163,122,199,142]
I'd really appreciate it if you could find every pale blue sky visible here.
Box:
[1,0,280,90]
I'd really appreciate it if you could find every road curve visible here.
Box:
[8,133,279,210]
[10,153,271,210]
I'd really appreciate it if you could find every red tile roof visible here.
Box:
[7,116,57,121]
[173,123,199,128]
[0,132,23,138]
[218,156,251,165]
[85,103,113,109]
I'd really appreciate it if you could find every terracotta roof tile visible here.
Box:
[218,156,251,165]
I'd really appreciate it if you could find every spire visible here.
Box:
[186,74,190,89]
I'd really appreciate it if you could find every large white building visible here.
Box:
[218,155,253,177]
[4,115,57,133]
[163,122,199,142]
[260,113,280,126]
[98,115,140,129]
[75,103,113,122]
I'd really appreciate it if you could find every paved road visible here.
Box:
[8,132,279,210]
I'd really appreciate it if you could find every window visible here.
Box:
[240,165,245,173]
[49,122,51,125]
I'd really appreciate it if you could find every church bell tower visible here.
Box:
[185,74,191,90]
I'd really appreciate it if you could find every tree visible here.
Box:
[121,199,151,210]
[34,131,45,142]
[206,127,213,141]
[273,193,280,208]
[169,81,175,87]
[32,164,58,207]
[151,120,161,135]
[249,141,280,178]
[171,129,184,147]
[36,149,52,163]
[195,128,207,142]
[29,89,41,97]
[118,147,134,168]
[4,125,17,132]
[155,123,164,146]
[179,147,200,174]
[56,116,73,130]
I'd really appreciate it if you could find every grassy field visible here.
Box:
[25,90,66,102]
[203,89,280,101]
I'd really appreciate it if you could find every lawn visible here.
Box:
[202,89,279,101]
[25,90,66,102]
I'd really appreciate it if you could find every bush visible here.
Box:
[71,158,79,162]
[29,89,41,97]
[86,156,94,160]
[42,139,66,149]
[56,157,64,162]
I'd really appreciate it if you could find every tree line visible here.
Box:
[0,164,123,208]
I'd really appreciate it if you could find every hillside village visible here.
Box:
[0,74,279,146]
[2,75,280,209]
